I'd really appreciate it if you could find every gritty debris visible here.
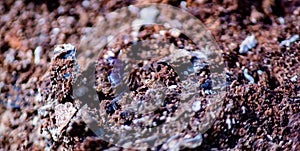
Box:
[239,35,257,54]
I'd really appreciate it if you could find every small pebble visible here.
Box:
[52,28,60,35]
[140,6,159,22]
[170,28,181,38]
[81,0,90,8]
[192,101,201,112]
[278,17,285,25]
[257,70,263,75]
[244,69,255,84]
[34,46,42,64]
[180,1,187,10]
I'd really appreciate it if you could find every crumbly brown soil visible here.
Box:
[0,0,299,150]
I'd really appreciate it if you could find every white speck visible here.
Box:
[49,129,59,141]
[82,0,90,8]
[163,23,171,28]
[239,35,257,54]
[226,118,232,129]
[182,134,203,148]
[52,28,60,35]
[290,75,297,82]
[159,30,166,36]
[280,35,299,47]
[192,101,201,112]
[38,18,46,25]
[153,33,159,38]
[257,70,263,75]
[232,118,236,124]
[278,17,285,25]
[106,50,115,57]
[242,106,246,114]
[107,35,115,44]
[160,116,166,121]
[180,1,187,10]
[130,31,138,38]
[244,69,255,84]
[290,35,299,43]
[170,28,181,38]
[140,6,159,22]
[168,85,177,89]
[280,40,289,46]
[57,6,65,14]
[35,92,42,102]
[106,12,119,21]
[5,48,15,63]
[120,125,132,130]
[128,5,139,14]
[32,116,39,126]
[132,6,159,28]
[204,90,210,94]
[34,46,42,64]
[267,135,273,141]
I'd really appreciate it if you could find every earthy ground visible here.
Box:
[0,0,299,150]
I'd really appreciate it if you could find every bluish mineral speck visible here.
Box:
[107,57,124,85]
[108,72,121,85]
[201,79,212,90]
[244,69,255,84]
